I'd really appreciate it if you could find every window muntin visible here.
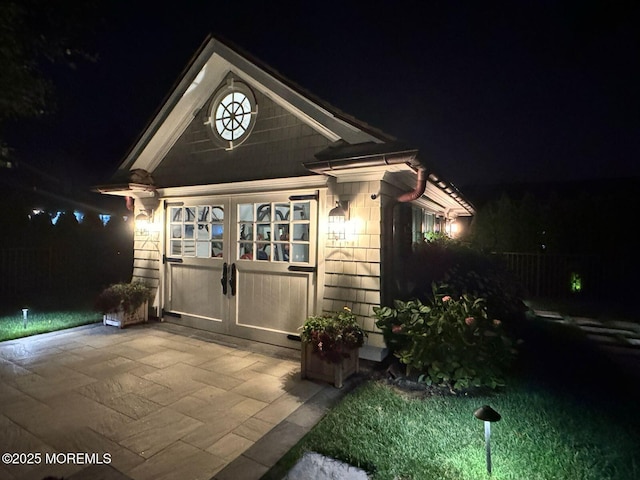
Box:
[215,92,252,141]
[169,205,225,258]
[237,201,312,263]
[206,81,257,149]
[411,206,438,243]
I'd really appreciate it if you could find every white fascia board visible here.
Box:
[212,41,382,145]
[124,39,382,175]
[423,183,463,210]
[127,53,231,173]
[423,182,473,216]
[96,183,157,200]
[326,163,414,183]
[156,175,330,199]
[386,170,473,217]
[412,196,449,214]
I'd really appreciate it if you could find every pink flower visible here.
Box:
[442,296,452,302]
[493,319,502,327]
[318,341,323,351]
[465,317,476,327]
[392,324,403,334]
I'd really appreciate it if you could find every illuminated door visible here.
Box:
[164,199,230,329]
[163,193,317,346]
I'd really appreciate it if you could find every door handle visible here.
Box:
[229,263,237,296]
[221,262,228,295]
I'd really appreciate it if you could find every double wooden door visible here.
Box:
[163,192,317,347]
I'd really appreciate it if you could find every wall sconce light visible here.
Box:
[135,209,151,236]
[446,219,459,237]
[474,405,501,475]
[328,200,349,240]
[434,216,443,234]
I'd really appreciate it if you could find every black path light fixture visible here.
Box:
[474,405,501,475]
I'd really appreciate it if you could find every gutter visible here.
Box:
[304,149,429,204]
[304,149,421,175]
[305,149,428,309]
[305,149,474,214]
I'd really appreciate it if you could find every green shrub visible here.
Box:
[398,238,527,325]
[374,285,518,390]
[94,281,152,315]
[299,307,366,364]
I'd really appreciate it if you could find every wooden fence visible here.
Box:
[2,247,634,307]
[0,247,54,298]
[492,251,631,300]
[0,246,117,305]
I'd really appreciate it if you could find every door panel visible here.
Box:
[163,192,317,347]
[164,199,230,331]
[232,269,310,333]
[167,262,226,321]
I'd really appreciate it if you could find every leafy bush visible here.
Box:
[374,285,518,390]
[442,262,527,328]
[398,237,527,326]
[299,307,365,364]
[94,281,152,315]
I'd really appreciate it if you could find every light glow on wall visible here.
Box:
[328,201,348,240]
[446,219,460,238]
[183,65,207,96]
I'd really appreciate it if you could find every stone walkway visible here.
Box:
[532,309,640,378]
[0,321,352,480]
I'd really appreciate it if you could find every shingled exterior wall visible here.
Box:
[323,179,385,353]
[132,208,161,315]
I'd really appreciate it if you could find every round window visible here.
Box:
[207,81,257,149]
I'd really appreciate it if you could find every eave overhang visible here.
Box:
[304,145,475,216]
[94,183,157,200]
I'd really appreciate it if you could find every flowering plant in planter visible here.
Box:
[299,307,365,364]
[95,281,152,315]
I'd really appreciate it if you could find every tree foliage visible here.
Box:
[395,236,527,324]
[0,0,97,154]
[467,184,637,254]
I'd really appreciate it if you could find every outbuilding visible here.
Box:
[97,35,474,361]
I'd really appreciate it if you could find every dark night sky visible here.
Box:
[4,0,640,192]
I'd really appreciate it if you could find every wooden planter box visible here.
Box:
[300,342,359,388]
[103,301,148,329]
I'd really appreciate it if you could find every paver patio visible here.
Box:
[0,321,346,480]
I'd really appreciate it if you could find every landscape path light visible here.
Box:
[474,405,501,475]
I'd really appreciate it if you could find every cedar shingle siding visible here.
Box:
[152,88,332,187]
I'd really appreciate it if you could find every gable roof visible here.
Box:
[107,34,395,183]
[97,34,474,215]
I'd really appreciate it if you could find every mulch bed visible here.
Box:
[360,357,496,399]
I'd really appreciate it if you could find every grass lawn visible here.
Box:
[270,378,640,480]
[0,309,101,342]
[266,315,640,480]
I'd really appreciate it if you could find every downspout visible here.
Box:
[304,153,427,306]
[382,165,428,306]
[396,166,427,202]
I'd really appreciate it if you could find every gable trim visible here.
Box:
[118,36,386,178]
[155,175,330,199]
